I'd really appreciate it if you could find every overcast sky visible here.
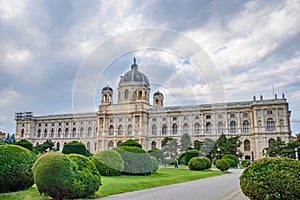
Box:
[0,0,300,135]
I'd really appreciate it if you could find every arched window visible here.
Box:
[194,123,200,134]
[244,140,250,151]
[58,128,62,137]
[124,89,129,100]
[80,127,84,137]
[72,128,76,137]
[56,142,60,151]
[50,128,54,138]
[267,118,275,131]
[21,129,24,138]
[118,125,123,135]
[138,91,142,99]
[206,122,211,134]
[108,141,114,149]
[65,128,69,138]
[44,129,47,138]
[127,125,132,135]
[162,124,167,135]
[88,127,92,137]
[109,125,114,135]
[183,123,188,134]
[230,121,236,133]
[152,124,157,135]
[243,121,250,133]
[217,121,224,134]
[172,123,178,134]
[151,141,156,149]
[87,142,90,151]
[117,141,123,146]
[268,138,275,147]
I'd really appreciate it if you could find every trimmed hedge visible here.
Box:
[148,148,164,162]
[33,152,101,199]
[188,157,207,170]
[200,156,212,169]
[0,145,37,193]
[67,154,101,197]
[113,146,152,175]
[15,139,33,151]
[222,154,237,167]
[120,139,142,148]
[151,156,159,172]
[216,159,230,171]
[91,150,124,176]
[240,157,300,200]
[62,141,88,156]
[185,149,199,165]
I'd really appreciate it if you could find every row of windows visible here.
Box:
[34,121,94,127]
[27,127,95,138]
[150,113,249,122]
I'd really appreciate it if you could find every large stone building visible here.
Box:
[15,59,292,160]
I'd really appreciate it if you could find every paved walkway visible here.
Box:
[98,169,247,200]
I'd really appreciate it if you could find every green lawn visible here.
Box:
[0,167,226,199]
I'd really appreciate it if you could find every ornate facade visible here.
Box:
[15,59,292,160]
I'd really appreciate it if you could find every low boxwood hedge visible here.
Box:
[0,145,37,193]
[91,150,124,176]
[113,146,152,175]
[221,154,237,167]
[240,157,300,200]
[119,139,142,148]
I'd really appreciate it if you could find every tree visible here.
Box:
[180,133,191,152]
[194,140,203,150]
[215,134,241,156]
[199,138,216,159]
[267,137,288,157]
[161,137,173,147]
[162,139,179,159]
[33,139,55,154]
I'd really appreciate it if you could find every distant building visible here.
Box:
[15,59,292,160]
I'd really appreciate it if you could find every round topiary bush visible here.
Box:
[221,154,237,167]
[188,157,207,170]
[0,145,37,193]
[200,156,212,169]
[15,139,33,151]
[91,150,124,176]
[151,156,159,172]
[113,146,152,175]
[240,157,300,200]
[185,149,199,165]
[216,159,230,171]
[67,154,101,198]
[119,139,142,148]
[62,141,88,156]
[33,152,101,199]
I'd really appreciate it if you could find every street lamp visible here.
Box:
[217,148,221,160]
[295,148,298,160]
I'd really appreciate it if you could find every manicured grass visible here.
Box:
[97,167,226,197]
[0,167,226,199]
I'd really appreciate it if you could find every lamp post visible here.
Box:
[236,151,240,168]
[217,148,221,160]
[295,148,299,160]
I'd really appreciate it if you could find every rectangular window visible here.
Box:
[218,114,223,119]
[243,113,248,117]
[184,116,188,120]
[73,122,76,126]
[109,118,114,123]
[172,116,177,121]
[127,117,132,122]
[230,113,235,118]
[52,123,54,126]
[195,115,199,119]
[119,118,122,122]
[152,118,156,122]
[59,123,61,126]
[162,117,167,121]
